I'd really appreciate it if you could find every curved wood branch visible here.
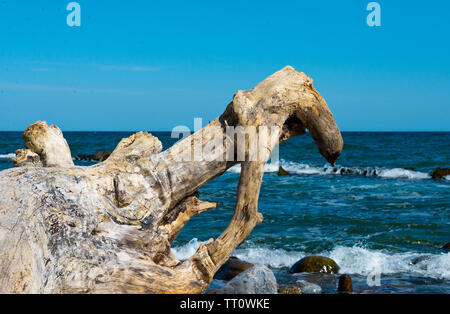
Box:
[0,66,343,293]
[159,194,217,243]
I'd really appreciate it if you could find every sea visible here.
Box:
[0,131,449,294]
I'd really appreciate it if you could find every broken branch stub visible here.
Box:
[22,121,74,168]
[0,66,343,293]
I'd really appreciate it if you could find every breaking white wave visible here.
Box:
[172,239,450,280]
[227,160,431,180]
[227,162,280,174]
[0,153,15,159]
[445,175,450,181]
[172,238,204,260]
[172,238,302,268]
[377,168,430,180]
[233,247,302,269]
[328,246,450,280]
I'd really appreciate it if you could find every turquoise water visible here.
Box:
[1,132,449,293]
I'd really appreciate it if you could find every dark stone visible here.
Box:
[278,166,290,176]
[101,151,111,162]
[442,243,450,250]
[93,151,103,161]
[75,151,112,162]
[93,150,111,162]
[214,257,254,281]
[289,256,339,274]
[340,168,355,175]
[337,274,353,293]
[410,255,431,265]
[296,280,322,294]
[278,286,302,294]
[76,154,94,161]
[431,168,450,179]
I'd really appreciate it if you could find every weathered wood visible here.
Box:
[0,66,343,293]
[22,121,74,167]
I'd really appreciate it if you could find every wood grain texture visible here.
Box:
[0,66,343,293]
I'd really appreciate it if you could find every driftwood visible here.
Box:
[0,66,343,293]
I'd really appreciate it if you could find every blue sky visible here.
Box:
[0,1,449,131]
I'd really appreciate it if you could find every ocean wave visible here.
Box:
[227,160,431,180]
[171,238,204,260]
[172,239,450,280]
[172,238,302,268]
[227,162,279,174]
[0,153,15,159]
[377,168,429,180]
[328,246,450,280]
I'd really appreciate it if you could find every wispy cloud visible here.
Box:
[0,82,197,95]
[0,82,148,95]
[22,61,162,73]
[95,64,161,72]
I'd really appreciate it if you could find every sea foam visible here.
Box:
[0,153,15,159]
[172,239,450,280]
[227,160,432,180]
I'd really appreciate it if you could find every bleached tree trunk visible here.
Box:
[0,66,343,293]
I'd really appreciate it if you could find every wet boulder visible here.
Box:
[431,168,450,179]
[215,265,277,294]
[214,257,254,281]
[337,274,353,293]
[278,166,290,176]
[410,255,431,265]
[296,280,322,294]
[340,168,355,175]
[76,150,112,162]
[93,150,111,162]
[289,256,339,274]
[442,243,450,250]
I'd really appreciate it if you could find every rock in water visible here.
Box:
[93,150,111,162]
[431,168,450,179]
[442,243,450,250]
[410,255,431,265]
[278,166,290,176]
[289,256,339,274]
[296,280,322,294]
[215,265,277,294]
[214,257,254,281]
[337,274,353,293]
[278,286,302,294]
